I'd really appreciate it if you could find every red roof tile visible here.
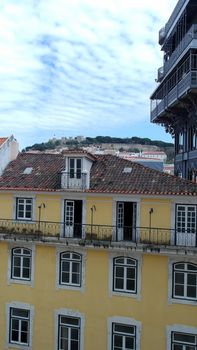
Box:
[0,152,197,196]
[0,137,8,146]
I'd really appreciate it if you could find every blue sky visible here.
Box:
[0,0,177,149]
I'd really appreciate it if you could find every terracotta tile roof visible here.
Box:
[0,152,197,196]
[0,153,64,190]
[0,137,8,147]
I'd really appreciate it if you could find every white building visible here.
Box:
[0,135,19,175]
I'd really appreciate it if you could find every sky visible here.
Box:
[0,0,178,149]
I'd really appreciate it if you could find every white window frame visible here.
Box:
[167,325,197,350]
[60,197,86,239]
[16,198,33,221]
[56,247,86,292]
[69,158,82,179]
[11,247,32,280]
[6,302,34,350]
[108,316,141,350]
[113,257,137,294]
[8,244,35,286]
[60,251,82,287]
[168,258,197,306]
[55,308,84,350]
[13,195,36,222]
[112,197,140,242]
[109,253,141,299]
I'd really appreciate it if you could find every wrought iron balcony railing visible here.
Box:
[0,219,196,248]
[164,24,197,75]
[151,70,197,122]
[61,171,87,190]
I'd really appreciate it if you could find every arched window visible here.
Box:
[11,247,32,281]
[173,262,197,300]
[60,252,82,287]
[113,257,137,294]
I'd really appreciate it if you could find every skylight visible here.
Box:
[123,167,132,173]
[23,167,33,174]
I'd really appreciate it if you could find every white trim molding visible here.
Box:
[7,243,35,287]
[60,197,86,239]
[168,257,197,306]
[56,246,86,292]
[166,324,197,350]
[6,301,34,350]
[109,252,142,300]
[112,197,140,242]
[13,195,36,222]
[54,308,85,350]
[108,316,141,350]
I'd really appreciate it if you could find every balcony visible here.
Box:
[164,24,197,75]
[0,219,196,249]
[151,70,197,122]
[165,0,188,35]
[61,171,87,190]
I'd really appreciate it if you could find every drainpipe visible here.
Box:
[90,205,96,239]
[38,203,46,231]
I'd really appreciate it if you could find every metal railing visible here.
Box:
[151,71,197,122]
[164,24,197,75]
[165,0,187,35]
[0,219,196,248]
[61,172,87,190]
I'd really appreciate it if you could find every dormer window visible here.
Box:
[69,158,82,179]
[61,151,95,190]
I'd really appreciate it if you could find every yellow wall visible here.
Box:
[140,198,171,228]
[86,197,113,226]
[0,243,196,349]
[0,193,13,218]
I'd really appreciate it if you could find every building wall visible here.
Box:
[0,136,19,176]
[0,243,196,349]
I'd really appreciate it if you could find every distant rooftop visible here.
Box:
[0,138,8,147]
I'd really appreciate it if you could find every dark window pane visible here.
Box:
[21,331,28,344]
[175,272,184,284]
[13,267,21,277]
[175,285,184,296]
[116,267,124,278]
[126,336,134,349]
[72,273,80,285]
[12,319,19,330]
[71,328,79,340]
[71,340,79,350]
[127,279,135,291]
[62,261,70,273]
[188,274,197,286]
[60,317,79,326]
[188,264,197,271]
[115,278,124,290]
[12,309,29,318]
[11,330,19,342]
[61,338,68,350]
[23,257,30,268]
[22,268,30,279]
[62,272,70,283]
[114,324,134,334]
[187,286,197,298]
[127,268,135,279]
[114,335,122,347]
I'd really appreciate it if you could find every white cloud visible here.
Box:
[0,0,177,148]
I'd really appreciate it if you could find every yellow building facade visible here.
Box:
[0,151,196,350]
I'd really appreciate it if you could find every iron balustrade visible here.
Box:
[151,70,197,121]
[164,24,197,75]
[61,172,87,190]
[165,0,187,35]
[0,219,196,247]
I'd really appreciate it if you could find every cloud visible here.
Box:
[0,0,177,148]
